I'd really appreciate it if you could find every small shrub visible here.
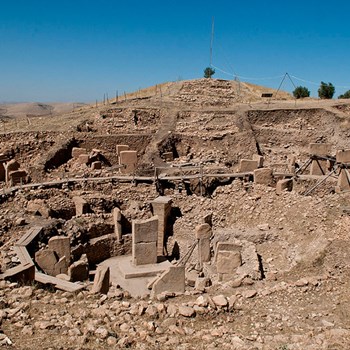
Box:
[318,81,335,99]
[204,67,215,79]
[293,86,310,99]
[338,90,350,99]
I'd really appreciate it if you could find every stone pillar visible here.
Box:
[151,196,172,256]
[72,196,89,216]
[239,159,259,172]
[116,144,129,157]
[336,149,350,164]
[72,147,87,159]
[195,224,212,267]
[276,178,293,195]
[309,143,332,176]
[335,150,350,192]
[92,266,110,294]
[48,236,71,264]
[254,168,273,185]
[119,150,137,174]
[288,155,297,174]
[132,216,158,266]
[310,159,328,175]
[252,154,264,168]
[336,169,350,192]
[8,170,27,186]
[113,207,122,241]
[5,159,20,184]
[0,154,8,182]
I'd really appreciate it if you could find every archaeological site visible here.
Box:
[1,78,350,349]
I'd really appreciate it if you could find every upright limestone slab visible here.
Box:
[151,266,185,296]
[132,216,158,266]
[48,236,71,271]
[5,159,20,184]
[116,145,129,156]
[92,265,110,294]
[336,149,350,164]
[113,207,122,241]
[254,168,273,186]
[119,150,137,174]
[239,159,258,172]
[309,143,332,176]
[72,196,89,216]
[195,223,212,266]
[151,196,172,256]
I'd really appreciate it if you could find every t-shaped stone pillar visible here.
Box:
[151,196,172,256]
[195,223,212,268]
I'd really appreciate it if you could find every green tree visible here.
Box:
[318,81,335,99]
[293,86,310,99]
[338,90,350,99]
[204,67,215,78]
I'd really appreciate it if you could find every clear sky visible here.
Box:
[1,0,350,102]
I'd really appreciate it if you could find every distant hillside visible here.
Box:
[0,102,87,119]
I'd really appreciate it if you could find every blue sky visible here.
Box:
[1,0,350,102]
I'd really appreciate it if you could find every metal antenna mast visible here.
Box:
[210,17,214,66]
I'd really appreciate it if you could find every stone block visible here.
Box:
[337,169,350,191]
[119,150,137,174]
[132,216,158,244]
[239,159,258,172]
[72,147,87,159]
[9,170,27,186]
[309,143,332,156]
[35,249,69,276]
[116,144,129,156]
[27,200,52,218]
[254,168,273,185]
[252,154,264,168]
[151,266,185,296]
[276,178,293,195]
[214,242,241,263]
[5,159,20,183]
[78,154,89,165]
[195,224,212,239]
[310,159,328,176]
[48,236,71,263]
[91,161,102,170]
[92,265,110,294]
[35,249,58,276]
[195,277,211,292]
[72,196,89,216]
[132,242,157,266]
[217,251,242,274]
[55,256,69,275]
[336,150,350,164]
[162,152,174,162]
[69,259,89,282]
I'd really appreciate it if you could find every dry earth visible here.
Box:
[1,78,350,349]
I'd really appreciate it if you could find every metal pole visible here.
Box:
[303,168,337,196]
